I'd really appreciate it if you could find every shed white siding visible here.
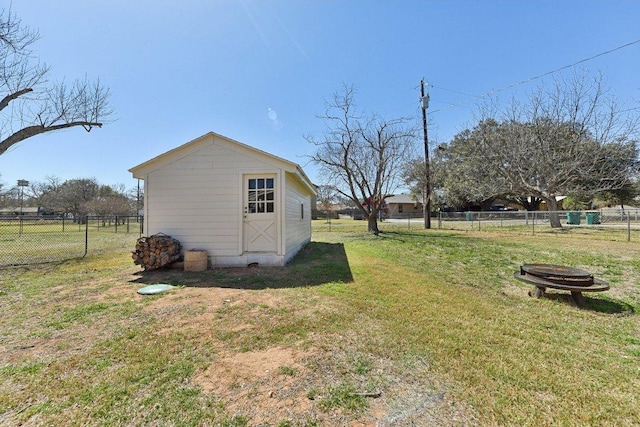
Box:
[130,132,315,267]
[284,171,312,263]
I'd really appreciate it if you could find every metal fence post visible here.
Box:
[84,216,89,257]
[532,211,536,236]
[628,214,631,242]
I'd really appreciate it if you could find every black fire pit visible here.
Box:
[514,264,609,306]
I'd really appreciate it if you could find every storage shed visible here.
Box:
[129,132,315,267]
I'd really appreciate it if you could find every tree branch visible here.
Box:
[0,87,33,111]
[0,120,103,155]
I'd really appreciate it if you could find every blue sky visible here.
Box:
[1,0,639,192]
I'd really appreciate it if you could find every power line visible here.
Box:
[430,86,478,98]
[429,38,640,115]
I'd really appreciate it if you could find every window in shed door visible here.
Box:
[247,178,275,213]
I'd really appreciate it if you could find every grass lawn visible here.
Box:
[1,220,639,426]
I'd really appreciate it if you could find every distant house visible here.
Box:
[385,194,423,219]
[129,132,316,267]
[0,207,39,217]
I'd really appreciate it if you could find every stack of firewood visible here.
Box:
[132,233,182,270]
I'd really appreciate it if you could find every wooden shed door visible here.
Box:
[243,175,277,253]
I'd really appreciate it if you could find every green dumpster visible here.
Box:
[566,211,581,225]
[585,212,600,225]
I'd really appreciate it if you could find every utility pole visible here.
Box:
[421,79,431,229]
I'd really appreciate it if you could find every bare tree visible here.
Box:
[26,176,58,212]
[40,178,99,221]
[0,8,112,156]
[83,194,131,219]
[94,183,134,218]
[306,86,417,234]
[0,181,19,208]
[315,184,337,220]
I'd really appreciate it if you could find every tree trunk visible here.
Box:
[367,213,380,235]
[545,197,563,228]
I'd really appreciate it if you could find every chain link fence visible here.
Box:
[315,208,640,241]
[6,209,640,267]
[0,215,143,267]
[435,209,640,239]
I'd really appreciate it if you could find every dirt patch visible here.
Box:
[194,346,314,424]
[138,285,285,329]
[191,343,476,426]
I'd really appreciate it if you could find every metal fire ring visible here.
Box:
[514,264,609,306]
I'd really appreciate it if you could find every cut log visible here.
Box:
[132,233,182,270]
